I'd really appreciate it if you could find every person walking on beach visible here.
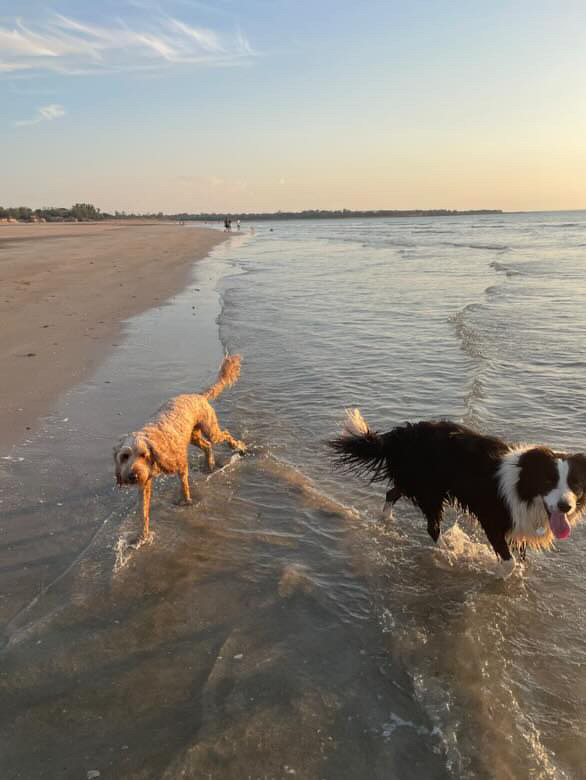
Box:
[237,219,241,231]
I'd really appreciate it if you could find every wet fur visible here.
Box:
[113,355,245,541]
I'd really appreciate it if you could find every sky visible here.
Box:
[1,0,586,213]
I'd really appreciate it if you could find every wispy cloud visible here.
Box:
[14,103,66,126]
[0,11,256,77]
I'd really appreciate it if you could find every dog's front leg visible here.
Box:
[484,528,516,579]
[191,428,215,471]
[139,479,153,540]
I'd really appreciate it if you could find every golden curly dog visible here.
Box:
[114,355,245,543]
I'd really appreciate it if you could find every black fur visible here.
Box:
[331,417,586,569]
[516,447,558,503]
[331,420,514,561]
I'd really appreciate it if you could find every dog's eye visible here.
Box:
[120,453,129,463]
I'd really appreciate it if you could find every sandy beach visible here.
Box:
[0,222,226,450]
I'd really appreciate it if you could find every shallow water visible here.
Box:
[1,214,586,778]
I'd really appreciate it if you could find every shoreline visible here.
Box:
[0,222,228,450]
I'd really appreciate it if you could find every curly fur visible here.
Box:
[113,355,245,541]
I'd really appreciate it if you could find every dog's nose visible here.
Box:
[557,498,572,513]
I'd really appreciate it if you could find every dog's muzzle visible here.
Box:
[546,507,572,540]
[116,472,137,486]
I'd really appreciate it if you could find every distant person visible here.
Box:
[224,217,231,232]
[237,219,241,231]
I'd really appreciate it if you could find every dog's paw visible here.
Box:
[175,497,193,506]
[496,558,516,580]
[127,532,153,549]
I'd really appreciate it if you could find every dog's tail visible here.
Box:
[329,408,389,482]
[203,354,241,401]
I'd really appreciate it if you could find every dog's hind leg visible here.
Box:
[218,428,247,453]
[420,498,444,543]
[382,485,402,522]
[191,428,215,471]
[202,417,246,454]
[177,464,193,505]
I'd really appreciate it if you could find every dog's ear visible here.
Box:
[145,432,177,474]
[517,447,556,501]
[570,454,586,489]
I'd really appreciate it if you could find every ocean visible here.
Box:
[1,212,585,778]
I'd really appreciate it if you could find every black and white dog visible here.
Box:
[330,410,586,578]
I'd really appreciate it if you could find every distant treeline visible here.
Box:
[172,208,503,221]
[1,204,502,223]
[0,204,165,222]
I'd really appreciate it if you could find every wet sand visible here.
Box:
[0,222,226,451]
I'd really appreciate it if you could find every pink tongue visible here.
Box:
[549,511,571,540]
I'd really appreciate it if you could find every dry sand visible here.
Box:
[0,222,227,450]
